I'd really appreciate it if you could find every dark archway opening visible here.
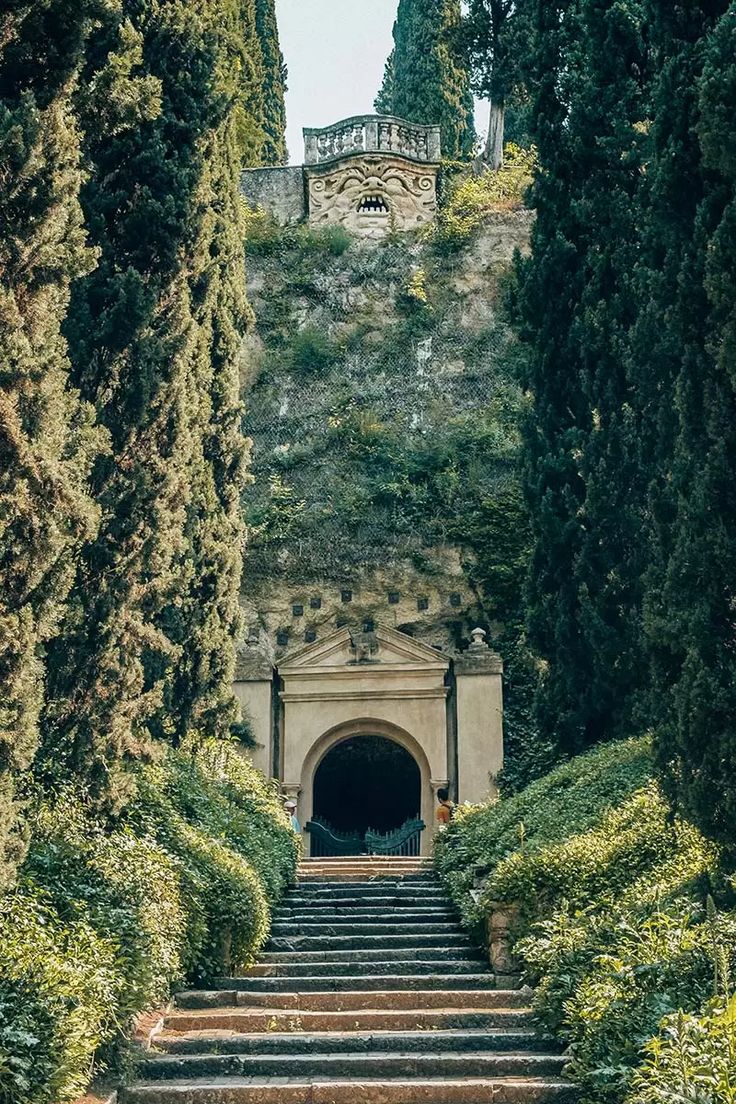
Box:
[313,735,421,834]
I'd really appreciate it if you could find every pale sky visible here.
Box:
[274,0,488,164]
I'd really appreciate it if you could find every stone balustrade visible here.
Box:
[304,115,442,166]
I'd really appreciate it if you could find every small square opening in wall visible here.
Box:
[305,629,317,644]
[363,619,375,633]
[388,592,400,605]
[277,631,289,647]
[292,604,304,618]
[450,593,462,608]
[417,597,429,612]
[310,597,322,610]
[341,589,353,604]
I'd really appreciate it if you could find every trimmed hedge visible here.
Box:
[0,740,298,1104]
[436,736,653,930]
[436,738,734,1104]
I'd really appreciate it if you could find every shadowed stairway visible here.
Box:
[123,857,574,1103]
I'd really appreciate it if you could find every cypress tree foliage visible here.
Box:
[255,0,288,165]
[0,1,100,885]
[41,0,251,804]
[374,50,395,115]
[638,0,736,847]
[516,0,648,759]
[378,0,475,159]
[162,0,251,748]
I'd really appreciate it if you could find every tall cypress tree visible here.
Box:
[161,0,251,748]
[255,0,288,165]
[374,50,395,115]
[0,1,100,885]
[516,0,648,758]
[461,0,533,167]
[378,0,475,159]
[41,0,252,805]
[638,0,736,847]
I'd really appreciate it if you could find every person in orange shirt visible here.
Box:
[436,787,455,828]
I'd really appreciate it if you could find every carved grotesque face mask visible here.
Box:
[309,156,437,238]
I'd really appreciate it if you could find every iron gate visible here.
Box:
[305,816,425,857]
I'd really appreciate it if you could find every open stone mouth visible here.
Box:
[357,194,390,215]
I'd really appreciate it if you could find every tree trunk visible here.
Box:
[485,99,505,170]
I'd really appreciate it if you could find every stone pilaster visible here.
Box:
[455,629,504,805]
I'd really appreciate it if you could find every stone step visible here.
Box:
[154,1029,548,1057]
[164,1007,536,1035]
[258,946,485,965]
[174,990,528,1012]
[268,932,472,952]
[272,907,457,923]
[294,876,440,888]
[213,974,497,994]
[270,922,463,938]
[138,1051,567,1082]
[124,1077,576,1104]
[297,861,432,873]
[245,959,485,978]
[281,893,451,908]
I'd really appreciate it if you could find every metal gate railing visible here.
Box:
[306,816,425,858]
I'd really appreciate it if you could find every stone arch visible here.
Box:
[299,718,435,855]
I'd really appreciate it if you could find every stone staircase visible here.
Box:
[124,856,573,1103]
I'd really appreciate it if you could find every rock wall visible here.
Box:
[237,210,532,677]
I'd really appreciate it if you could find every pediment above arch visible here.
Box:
[278,625,449,674]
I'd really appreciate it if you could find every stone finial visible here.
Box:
[455,629,503,676]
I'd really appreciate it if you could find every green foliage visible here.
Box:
[0,890,121,1104]
[0,0,101,888]
[255,0,288,165]
[0,742,297,1103]
[436,737,653,928]
[38,0,253,805]
[638,1,736,852]
[438,737,731,1104]
[515,0,651,760]
[628,999,736,1104]
[244,208,352,259]
[430,144,535,252]
[378,0,476,159]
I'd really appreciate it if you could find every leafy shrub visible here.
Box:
[436,736,653,928]
[437,737,732,1104]
[486,783,714,921]
[628,999,736,1104]
[430,144,536,253]
[25,798,188,1022]
[0,891,120,1104]
[0,743,298,1102]
[288,326,342,376]
[523,902,732,1103]
[244,207,351,258]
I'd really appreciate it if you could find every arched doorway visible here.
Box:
[313,734,421,835]
[297,716,438,857]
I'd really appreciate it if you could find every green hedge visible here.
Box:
[436,738,734,1104]
[436,736,653,930]
[0,740,298,1104]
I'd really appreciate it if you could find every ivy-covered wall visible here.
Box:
[238,202,539,783]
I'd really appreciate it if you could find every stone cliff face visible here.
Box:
[237,210,532,677]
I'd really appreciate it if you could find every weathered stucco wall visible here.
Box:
[241,166,306,224]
